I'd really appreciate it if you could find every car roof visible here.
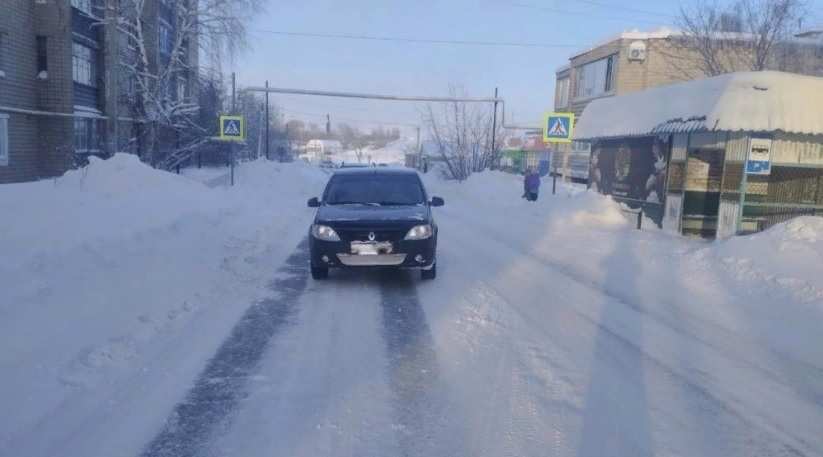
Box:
[331,167,420,177]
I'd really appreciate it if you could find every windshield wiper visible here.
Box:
[377,201,419,206]
[328,201,381,206]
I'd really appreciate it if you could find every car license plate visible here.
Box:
[351,241,392,255]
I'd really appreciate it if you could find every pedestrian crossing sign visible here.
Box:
[543,112,574,143]
[219,115,245,142]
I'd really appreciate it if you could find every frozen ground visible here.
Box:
[1,158,822,457]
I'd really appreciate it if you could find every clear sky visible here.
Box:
[233,0,822,134]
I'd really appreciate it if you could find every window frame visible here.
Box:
[0,114,8,166]
[158,19,174,57]
[73,117,100,154]
[72,42,96,87]
[573,54,617,101]
[36,36,48,74]
[0,32,5,76]
[71,0,93,16]
[555,77,570,109]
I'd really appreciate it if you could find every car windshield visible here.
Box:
[324,173,425,206]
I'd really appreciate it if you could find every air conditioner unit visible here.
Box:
[628,41,647,62]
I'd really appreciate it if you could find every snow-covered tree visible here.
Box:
[104,0,263,165]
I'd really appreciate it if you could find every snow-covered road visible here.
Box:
[2,157,823,457]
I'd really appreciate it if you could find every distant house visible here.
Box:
[303,139,342,162]
[575,71,823,239]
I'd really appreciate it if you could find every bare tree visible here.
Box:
[665,0,809,78]
[104,0,263,165]
[422,87,505,181]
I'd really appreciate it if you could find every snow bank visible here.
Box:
[0,154,327,453]
[0,154,218,265]
[425,169,823,359]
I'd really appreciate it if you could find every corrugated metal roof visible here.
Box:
[574,71,823,140]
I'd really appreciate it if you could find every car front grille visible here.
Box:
[334,228,407,243]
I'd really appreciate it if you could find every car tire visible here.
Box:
[421,263,436,280]
[311,266,329,280]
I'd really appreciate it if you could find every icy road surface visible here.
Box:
[2,157,823,457]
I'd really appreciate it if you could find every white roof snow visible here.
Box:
[569,28,677,59]
[574,71,823,140]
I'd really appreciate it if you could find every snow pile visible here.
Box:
[0,154,327,453]
[0,154,218,264]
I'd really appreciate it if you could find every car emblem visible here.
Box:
[368,232,376,241]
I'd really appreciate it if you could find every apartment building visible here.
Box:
[0,0,198,184]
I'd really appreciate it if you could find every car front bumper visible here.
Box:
[309,236,436,269]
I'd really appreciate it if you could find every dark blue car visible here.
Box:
[307,168,444,280]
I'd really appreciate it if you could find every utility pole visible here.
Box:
[490,87,499,169]
[230,72,236,186]
[265,80,270,160]
[416,126,421,169]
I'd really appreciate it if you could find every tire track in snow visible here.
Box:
[378,270,464,456]
[140,238,310,457]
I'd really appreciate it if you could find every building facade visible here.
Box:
[551,29,823,181]
[0,0,198,184]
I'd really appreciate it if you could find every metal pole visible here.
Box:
[490,88,498,168]
[552,170,557,195]
[231,72,236,185]
[416,126,421,169]
[231,72,236,113]
[265,80,270,160]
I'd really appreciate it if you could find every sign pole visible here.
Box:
[491,88,498,168]
[265,80,270,160]
[231,73,237,185]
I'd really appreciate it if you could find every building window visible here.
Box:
[159,21,173,56]
[574,55,616,100]
[71,0,93,15]
[36,36,48,73]
[177,77,187,101]
[74,118,99,153]
[0,114,8,166]
[0,33,5,76]
[72,42,96,86]
[555,77,570,109]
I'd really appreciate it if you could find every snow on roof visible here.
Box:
[569,28,676,59]
[574,71,823,140]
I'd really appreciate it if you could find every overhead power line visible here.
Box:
[254,29,581,48]
[572,0,677,18]
[280,108,418,128]
[507,2,675,25]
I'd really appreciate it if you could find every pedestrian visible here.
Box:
[523,167,541,202]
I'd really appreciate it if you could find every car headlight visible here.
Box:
[311,224,340,242]
[404,224,433,240]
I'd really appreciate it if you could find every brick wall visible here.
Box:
[0,0,75,183]
[36,0,74,178]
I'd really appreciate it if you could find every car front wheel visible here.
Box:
[311,266,329,280]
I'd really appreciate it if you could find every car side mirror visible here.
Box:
[430,196,445,207]
[307,197,320,208]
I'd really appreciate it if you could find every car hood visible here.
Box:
[315,204,429,227]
